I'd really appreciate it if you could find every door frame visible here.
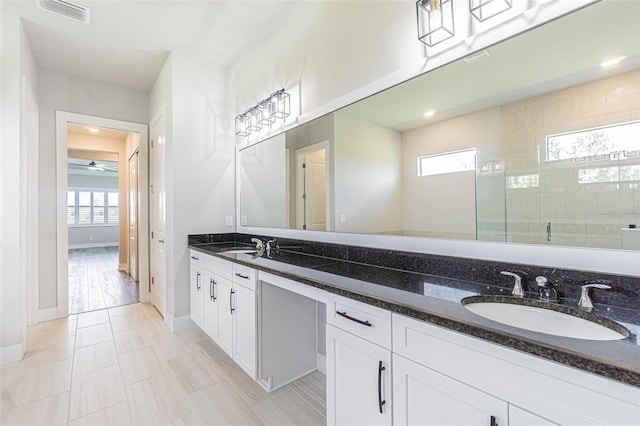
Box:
[295,140,332,231]
[55,111,150,318]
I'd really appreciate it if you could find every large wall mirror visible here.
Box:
[239,0,639,251]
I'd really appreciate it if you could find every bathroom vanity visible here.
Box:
[188,234,640,426]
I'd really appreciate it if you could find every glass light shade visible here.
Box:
[470,0,512,22]
[235,113,250,136]
[416,0,455,47]
[269,90,290,119]
[257,99,276,125]
[246,108,262,132]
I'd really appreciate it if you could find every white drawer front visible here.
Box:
[203,254,233,279]
[327,294,391,349]
[232,264,256,291]
[189,249,203,266]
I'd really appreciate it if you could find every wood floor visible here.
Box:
[0,303,326,425]
[68,247,139,314]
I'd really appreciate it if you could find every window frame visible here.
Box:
[417,148,478,177]
[67,188,119,227]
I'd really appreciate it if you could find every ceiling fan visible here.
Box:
[68,159,118,172]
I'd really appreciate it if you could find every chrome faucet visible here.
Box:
[501,271,524,297]
[251,238,265,257]
[578,283,611,312]
[266,239,278,257]
[536,276,559,303]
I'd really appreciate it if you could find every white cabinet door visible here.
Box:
[233,283,257,379]
[393,354,508,426]
[510,405,559,426]
[217,278,234,357]
[189,264,204,328]
[202,271,223,341]
[327,324,392,426]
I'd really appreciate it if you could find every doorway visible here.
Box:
[296,143,328,231]
[66,126,140,314]
[55,112,150,319]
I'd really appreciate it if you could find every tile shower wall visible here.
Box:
[502,69,640,248]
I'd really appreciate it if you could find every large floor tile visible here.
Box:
[113,327,151,354]
[118,346,163,385]
[0,391,69,426]
[69,365,127,420]
[126,372,191,425]
[182,381,263,426]
[254,387,325,426]
[4,358,72,406]
[166,352,219,394]
[77,309,110,329]
[68,401,133,426]
[73,340,118,377]
[75,323,113,348]
[150,333,191,362]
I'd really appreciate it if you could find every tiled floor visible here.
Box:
[68,247,139,314]
[0,303,326,425]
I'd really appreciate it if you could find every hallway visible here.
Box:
[68,247,139,314]
[0,303,326,425]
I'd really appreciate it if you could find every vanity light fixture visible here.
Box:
[234,112,250,137]
[600,56,626,68]
[469,0,512,22]
[416,0,455,47]
[235,88,291,137]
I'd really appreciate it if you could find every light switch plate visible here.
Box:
[225,216,233,227]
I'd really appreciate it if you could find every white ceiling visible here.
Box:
[1,0,297,91]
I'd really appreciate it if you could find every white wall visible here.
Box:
[401,108,502,239]
[241,133,287,228]
[37,69,148,310]
[1,11,38,362]
[151,51,236,323]
[334,112,403,234]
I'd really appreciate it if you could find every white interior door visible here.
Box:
[128,151,139,281]
[150,115,166,316]
[296,148,327,231]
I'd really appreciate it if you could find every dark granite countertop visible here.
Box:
[188,240,640,388]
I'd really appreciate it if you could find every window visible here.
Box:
[546,121,640,162]
[417,148,477,176]
[578,165,640,184]
[67,189,119,226]
[506,174,539,189]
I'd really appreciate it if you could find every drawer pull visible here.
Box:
[377,360,386,414]
[235,272,250,280]
[190,255,199,260]
[336,310,371,327]
[490,416,498,426]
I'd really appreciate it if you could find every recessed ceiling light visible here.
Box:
[87,127,99,133]
[423,110,436,118]
[600,56,626,68]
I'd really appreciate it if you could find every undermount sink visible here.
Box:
[462,296,630,341]
[223,249,258,255]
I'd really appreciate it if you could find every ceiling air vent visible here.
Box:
[35,0,91,24]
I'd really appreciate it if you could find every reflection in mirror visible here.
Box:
[239,0,640,251]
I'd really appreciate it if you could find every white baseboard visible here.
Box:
[316,353,326,375]
[1,342,24,364]
[68,243,118,249]
[39,307,62,322]
[165,313,194,332]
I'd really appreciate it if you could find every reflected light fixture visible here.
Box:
[423,109,436,118]
[416,0,455,47]
[469,0,512,22]
[87,127,99,133]
[235,89,291,137]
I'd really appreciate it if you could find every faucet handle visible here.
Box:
[500,271,524,297]
[535,276,548,287]
[251,238,264,249]
[578,283,611,311]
